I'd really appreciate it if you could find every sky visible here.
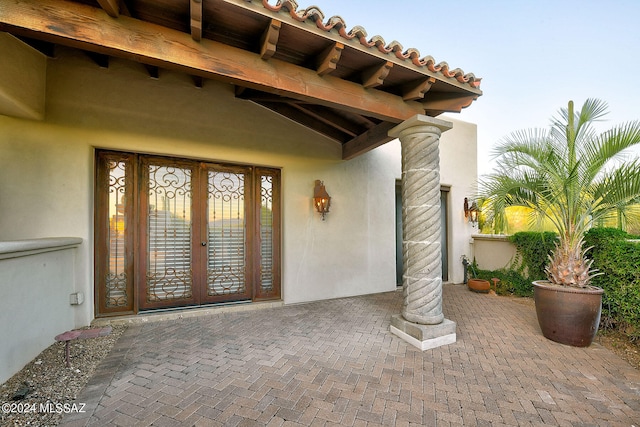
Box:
[308,0,640,175]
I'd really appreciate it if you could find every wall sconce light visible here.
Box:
[464,197,479,225]
[313,180,331,220]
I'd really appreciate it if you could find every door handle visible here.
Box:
[201,242,207,247]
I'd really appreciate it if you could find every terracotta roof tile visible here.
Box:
[257,0,481,89]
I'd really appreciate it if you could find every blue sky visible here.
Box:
[310,0,640,174]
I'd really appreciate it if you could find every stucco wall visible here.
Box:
[0,239,81,384]
[471,234,518,271]
[0,42,478,330]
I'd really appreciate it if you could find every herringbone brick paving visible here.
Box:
[62,285,640,426]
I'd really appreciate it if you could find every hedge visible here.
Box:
[584,228,640,340]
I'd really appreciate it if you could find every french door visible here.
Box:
[95,151,280,316]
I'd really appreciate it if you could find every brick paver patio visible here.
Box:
[61,284,640,426]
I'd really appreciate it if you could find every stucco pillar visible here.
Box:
[388,115,457,350]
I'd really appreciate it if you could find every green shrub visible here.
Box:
[474,267,533,297]
[508,231,558,281]
[473,232,557,298]
[584,228,640,340]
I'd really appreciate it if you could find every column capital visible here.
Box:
[388,114,453,138]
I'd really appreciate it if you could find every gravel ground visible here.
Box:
[0,325,126,427]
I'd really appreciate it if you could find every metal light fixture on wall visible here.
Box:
[464,197,479,226]
[313,180,331,220]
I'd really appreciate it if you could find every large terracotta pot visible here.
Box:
[532,280,603,347]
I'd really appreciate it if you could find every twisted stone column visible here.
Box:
[400,123,444,324]
[389,115,456,350]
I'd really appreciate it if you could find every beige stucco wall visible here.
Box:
[471,234,518,271]
[0,40,479,331]
[439,116,478,284]
[0,240,80,384]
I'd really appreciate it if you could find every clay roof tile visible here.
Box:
[258,0,481,89]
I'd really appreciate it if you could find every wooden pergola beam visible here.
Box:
[0,0,426,123]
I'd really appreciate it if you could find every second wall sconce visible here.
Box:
[464,197,479,226]
[313,180,331,220]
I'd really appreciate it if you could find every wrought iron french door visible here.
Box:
[95,151,280,316]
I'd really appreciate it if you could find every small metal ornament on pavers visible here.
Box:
[55,326,112,367]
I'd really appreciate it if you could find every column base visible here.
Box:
[390,314,456,351]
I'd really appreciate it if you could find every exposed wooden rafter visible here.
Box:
[362,61,393,89]
[316,42,343,76]
[288,103,360,138]
[236,89,365,139]
[261,102,352,142]
[96,0,119,18]
[190,0,203,42]
[403,77,436,101]
[260,19,281,60]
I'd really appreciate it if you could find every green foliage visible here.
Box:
[508,232,558,281]
[474,267,533,297]
[472,232,557,298]
[584,228,640,341]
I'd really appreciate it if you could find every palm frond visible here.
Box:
[479,99,640,286]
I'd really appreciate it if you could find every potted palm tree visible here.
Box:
[480,99,640,347]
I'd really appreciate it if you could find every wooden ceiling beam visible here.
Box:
[403,77,436,101]
[260,102,351,142]
[260,19,281,60]
[97,0,119,18]
[289,103,359,138]
[190,0,203,42]
[342,121,397,160]
[0,0,426,122]
[237,88,365,137]
[316,42,343,76]
[237,88,361,136]
[362,61,393,89]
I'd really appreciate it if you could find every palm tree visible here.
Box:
[480,99,640,287]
